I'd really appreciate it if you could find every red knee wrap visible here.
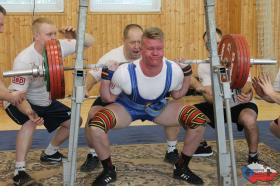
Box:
[178,105,206,129]
[88,108,116,133]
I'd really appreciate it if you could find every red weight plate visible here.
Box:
[52,40,64,99]
[45,40,55,99]
[55,40,65,98]
[50,40,59,99]
[49,41,58,99]
[218,35,242,89]
[46,40,59,99]
[231,34,246,89]
[237,36,250,88]
[51,39,63,99]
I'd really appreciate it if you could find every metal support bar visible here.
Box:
[63,0,88,186]
[204,0,237,185]
[3,58,276,78]
[182,58,277,65]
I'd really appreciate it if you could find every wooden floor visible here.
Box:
[0,96,279,131]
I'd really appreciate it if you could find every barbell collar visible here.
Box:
[3,65,45,77]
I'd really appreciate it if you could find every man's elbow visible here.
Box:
[84,33,95,48]
[101,95,116,103]
[171,92,184,100]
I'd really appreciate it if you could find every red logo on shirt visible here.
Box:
[12,76,26,85]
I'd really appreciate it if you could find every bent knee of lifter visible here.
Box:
[239,115,256,127]
[270,121,279,130]
[25,120,38,129]
[88,125,106,137]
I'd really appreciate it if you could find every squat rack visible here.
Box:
[63,0,237,185]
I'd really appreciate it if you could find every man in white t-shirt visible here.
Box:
[4,17,94,185]
[191,29,269,168]
[0,5,26,106]
[87,27,206,185]
[80,24,182,172]
[253,71,280,138]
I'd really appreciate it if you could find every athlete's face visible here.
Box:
[141,37,164,67]
[123,28,143,60]
[34,23,57,47]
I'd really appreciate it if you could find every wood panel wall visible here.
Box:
[0,0,279,96]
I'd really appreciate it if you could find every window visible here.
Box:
[90,0,161,12]
[0,0,64,12]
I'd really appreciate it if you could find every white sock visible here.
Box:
[45,143,59,155]
[167,140,177,153]
[89,148,97,157]
[249,152,258,158]
[14,161,25,176]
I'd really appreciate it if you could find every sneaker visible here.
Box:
[40,151,66,164]
[92,166,117,186]
[173,164,204,185]
[13,171,43,186]
[242,162,278,183]
[193,141,213,157]
[248,154,259,164]
[164,149,179,164]
[80,154,100,172]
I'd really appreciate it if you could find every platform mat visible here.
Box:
[0,140,279,186]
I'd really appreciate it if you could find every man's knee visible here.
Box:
[239,109,257,128]
[270,120,280,139]
[87,106,103,122]
[23,120,38,130]
[88,108,116,133]
[178,105,207,129]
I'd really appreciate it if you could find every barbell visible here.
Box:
[3,35,277,100]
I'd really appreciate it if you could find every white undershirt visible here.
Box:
[110,59,183,100]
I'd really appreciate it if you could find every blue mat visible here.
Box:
[0,121,279,152]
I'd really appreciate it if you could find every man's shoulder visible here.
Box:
[97,45,124,64]
[164,59,181,72]
[103,45,124,57]
[14,44,35,63]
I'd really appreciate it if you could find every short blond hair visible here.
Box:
[32,17,54,34]
[142,27,164,41]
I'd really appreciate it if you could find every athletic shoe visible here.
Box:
[92,166,117,186]
[80,153,100,172]
[13,171,42,186]
[173,164,204,185]
[164,149,179,164]
[193,140,213,157]
[248,153,259,164]
[40,151,66,164]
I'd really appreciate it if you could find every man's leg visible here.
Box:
[235,106,259,164]
[87,103,132,185]
[155,102,206,185]
[270,117,280,139]
[80,105,104,172]
[5,105,42,185]
[192,102,214,157]
[163,126,180,163]
[13,121,43,186]
[40,101,82,164]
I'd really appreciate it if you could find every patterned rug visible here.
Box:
[0,140,279,186]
